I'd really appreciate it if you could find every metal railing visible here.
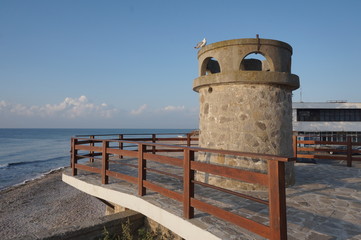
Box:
[70,133,293,240]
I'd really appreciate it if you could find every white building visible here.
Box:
[292,101,361,142]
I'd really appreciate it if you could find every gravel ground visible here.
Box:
[0,168,105,240]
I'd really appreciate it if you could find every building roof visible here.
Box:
[293,102,361,109]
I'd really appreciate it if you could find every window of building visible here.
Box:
[296,131,361,143]
[297,109,361,122]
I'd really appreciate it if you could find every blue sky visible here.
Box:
[1,0,361,128]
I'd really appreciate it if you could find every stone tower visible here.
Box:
[193,37,299,190]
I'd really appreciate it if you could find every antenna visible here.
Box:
[300,88,303,102]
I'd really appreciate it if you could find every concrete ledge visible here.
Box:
[62,173,221,240]
[198,38,293,56]
[193,71,300,92]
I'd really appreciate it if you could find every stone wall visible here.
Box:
[193,38,299,190]
[196,83,295,190]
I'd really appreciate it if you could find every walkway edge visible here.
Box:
[62,173,221,240]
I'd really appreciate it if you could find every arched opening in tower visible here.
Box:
[201,57,221,76]
[240,53,270,71]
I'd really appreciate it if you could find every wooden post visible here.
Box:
[347,136,352,167]
[183,149,195,219]
[102,140,109,184]
[268,160,287,240]
[187,133,191,147]
[90,135,94,163]
[71,138,78,176]
[138,143,146,196]
[292,135,298,159]
[152,134,156,154]
[70,138,73,167]
[119,134,123,159]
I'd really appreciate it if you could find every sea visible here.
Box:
[0,128,193,190]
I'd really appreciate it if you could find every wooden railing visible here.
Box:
[293,135,361,167]
[70,134,293,240]
[75,132,198,154]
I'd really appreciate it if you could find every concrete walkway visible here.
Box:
[63,159,361,240]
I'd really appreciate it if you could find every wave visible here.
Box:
[22,166,66,183]
[0,156,68,169]
[0,166,67,192]
[0,163,9,169]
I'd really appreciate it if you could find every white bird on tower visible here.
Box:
[194,38,207,49]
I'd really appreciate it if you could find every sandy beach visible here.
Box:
[0,168,105,240]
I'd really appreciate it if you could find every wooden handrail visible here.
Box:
[293,135,360,167]
[74,137,292,162]
[191,161,268,186]
[70,133,289,240]
[76,132,195,137]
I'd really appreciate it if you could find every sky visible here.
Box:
[1,0,361,128]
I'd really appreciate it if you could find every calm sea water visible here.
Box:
[0,128,192,190]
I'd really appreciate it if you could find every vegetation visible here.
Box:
[100,218,177,240]
[101,227,120,240]
[121,218,132,240]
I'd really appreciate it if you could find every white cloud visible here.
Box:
[161,105,185,111]
[0,100,8,108]
[130,104,147,115]
[0,98,199,128]
[0,96,117,119]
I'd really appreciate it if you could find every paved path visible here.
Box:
[65,158,361,240]
[286,161,361,240]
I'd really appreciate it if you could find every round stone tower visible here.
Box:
[193,37,299,190]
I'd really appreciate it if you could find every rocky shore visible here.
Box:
[0,169,105,240]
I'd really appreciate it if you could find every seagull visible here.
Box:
[194,38,207,49]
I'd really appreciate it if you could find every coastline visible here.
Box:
[0,168,105,240]
[0,167,66,193]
